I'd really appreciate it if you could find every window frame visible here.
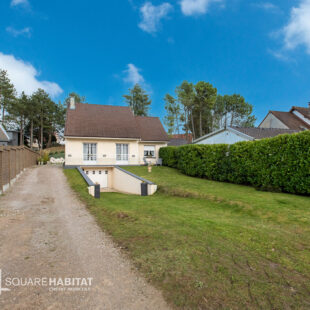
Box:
[116,143,129,161]
[144,145,155,158]
[83,143,97,162]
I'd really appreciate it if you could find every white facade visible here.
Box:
[65,137,167,166]
[194,128,253,145]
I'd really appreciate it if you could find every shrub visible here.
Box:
[37,151,50,164]
[159,131,310,195]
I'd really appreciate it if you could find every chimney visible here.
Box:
[69,96,75,110]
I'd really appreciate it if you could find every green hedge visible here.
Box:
[160,131,310,195]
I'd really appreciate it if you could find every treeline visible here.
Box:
[0,69,66,149]
[164,81,256,140]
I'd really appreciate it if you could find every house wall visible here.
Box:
[138,142,167,165]
[65,138,167,166]
[65,138,140,166]
[259,113,288,129]
[196,130,250,145]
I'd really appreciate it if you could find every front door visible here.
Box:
[116,144,129,165]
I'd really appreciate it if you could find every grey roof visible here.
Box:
[0,124,9,142]
[232,127,300,139]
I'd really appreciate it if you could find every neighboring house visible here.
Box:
[64,100,169,167]
[259,104,310,130]
[7,130,20,146]
[55,132,65,145]
[0,123,10,146]
[193,127,299,145]
[168,134,192,146]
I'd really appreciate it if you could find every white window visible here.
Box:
[116,144,129,161]
[144,145,155,157]
[83,143,97,161]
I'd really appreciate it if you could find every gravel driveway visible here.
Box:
[0,165,169,310]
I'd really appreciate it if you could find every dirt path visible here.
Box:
[0,166,169,310]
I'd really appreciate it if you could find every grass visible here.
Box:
[64,166,310,309]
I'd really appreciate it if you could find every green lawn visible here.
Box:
[64,166,310,309]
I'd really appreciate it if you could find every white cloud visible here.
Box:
[0,52,63,97]
[180,0,222,16]
[123,64,144,85]
[6,27,32,38]
[283,0,310,53]
[139,2,173,33]
[11,0,29,6]
[254,2,279,12]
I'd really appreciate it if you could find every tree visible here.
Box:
[65,92,86,105]
[0,70,16,123]
[45,101,66,148]
[163,81,256,140]
[194,81,217,137]
[123,84,151,116]
[164,94,181,135]
[215,94,256,128]
[176,81,196,139]
[6,92,30,145]
[31,89,54,150]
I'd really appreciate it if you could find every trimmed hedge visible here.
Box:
[160,131,310,195]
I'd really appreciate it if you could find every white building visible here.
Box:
[193,127,299,145]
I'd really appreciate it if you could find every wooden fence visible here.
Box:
[0,146,39,194]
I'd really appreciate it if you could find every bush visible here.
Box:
[159,131,310,195]
[37,151,50,164]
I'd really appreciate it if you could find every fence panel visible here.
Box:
[0,146,38,193]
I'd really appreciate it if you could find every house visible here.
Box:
[0,123,10,146]
[168,134,192,146]
[64,99,169,167]
[193,127,299,145]
[64,99,168,194]
[259,104,310,130]
[7,130,20,146]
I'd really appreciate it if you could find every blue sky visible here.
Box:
[1,0,310,125]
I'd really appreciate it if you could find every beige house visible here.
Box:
[64,99,168,195]
[64,100,168,166]
[259,105,310,130]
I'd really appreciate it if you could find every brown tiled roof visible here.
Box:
[232,127,300,139]
[0,125,9,142]
[270,111,310,130]
[171,134,193,143]
[291,106,310,120]
[135,116,169,141]
[65,103,169,141]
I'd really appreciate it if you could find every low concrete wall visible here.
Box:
[113,166,157,196]
[77,167,100,198]
[74,166,157,197]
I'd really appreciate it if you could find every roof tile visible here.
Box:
[65,103,169,141]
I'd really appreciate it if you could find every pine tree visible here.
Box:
[123,84,151,116]
[6,92,29,145]
[0,70,16,124]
